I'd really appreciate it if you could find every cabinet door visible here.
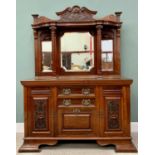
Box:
[104,96,122,131]
[100,87,125,136]
[28,88,53,136]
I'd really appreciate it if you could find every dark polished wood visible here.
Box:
[19,76,137,153]
[32,5,122,76]
[19,6,137,153]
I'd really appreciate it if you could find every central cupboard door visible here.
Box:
[57,104,99,137]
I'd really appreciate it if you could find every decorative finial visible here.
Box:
[115,12,122,21]
[32,14,39,21]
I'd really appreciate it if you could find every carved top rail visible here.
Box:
[32,5,122,28]
[56,5,97,22]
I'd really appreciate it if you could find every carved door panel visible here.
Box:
[100,87,125,137]
[104,97,122,132]
[56,107,98,137]
[28,88,53,137]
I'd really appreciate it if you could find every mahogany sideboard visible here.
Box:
[19,6,137,152]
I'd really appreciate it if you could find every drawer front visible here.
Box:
[58,98,95,107]
[58,86,95,95]
[57,108,99,137]
[56,86,99,137]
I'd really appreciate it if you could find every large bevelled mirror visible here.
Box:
[60,32,94,72]
[41,41,52,72]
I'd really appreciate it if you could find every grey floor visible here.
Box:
[16,132,138,155]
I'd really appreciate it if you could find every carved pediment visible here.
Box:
[56,5,97,22]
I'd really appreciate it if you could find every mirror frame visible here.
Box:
[100,28,120,75]
[101,39,114,71]
[60,31,95,73]
[32,8,121,76]
[58,29,96,75]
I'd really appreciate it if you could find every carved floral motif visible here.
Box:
[107,100,120,129]
[56,5,97,22]
[33,98,48,130]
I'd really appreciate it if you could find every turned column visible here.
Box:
[114,28,121,74]
[32,15,39,76]
[32,14,40,76]
[114,12,122,74]
[50,25,57,75]
[33,29,40,76]
[96,25,103,74]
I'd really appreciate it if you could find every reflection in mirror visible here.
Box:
[101,40,113,71]
[41,41,52,72]
[61,32,94,72]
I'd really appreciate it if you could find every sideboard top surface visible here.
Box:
[21,75,133,86]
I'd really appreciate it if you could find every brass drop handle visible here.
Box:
[62,88,71,95]
[82,99,91,106]
[82,88,90,95]
[63,99,71,106]
[73,108,80,113]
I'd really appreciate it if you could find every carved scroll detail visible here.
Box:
[107,100,120,130]
[33,97,48,130]
[56,5,97,21]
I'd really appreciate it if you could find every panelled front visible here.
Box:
[56,86,99,137]
[100,86,125,136]
[27,87,54,137]
[23,82,131,139]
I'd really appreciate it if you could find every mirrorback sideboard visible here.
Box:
[19,6,137,152]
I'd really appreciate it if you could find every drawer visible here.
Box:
[58,98,95,107]
[58,86,95,95]
[57,107,98,136]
